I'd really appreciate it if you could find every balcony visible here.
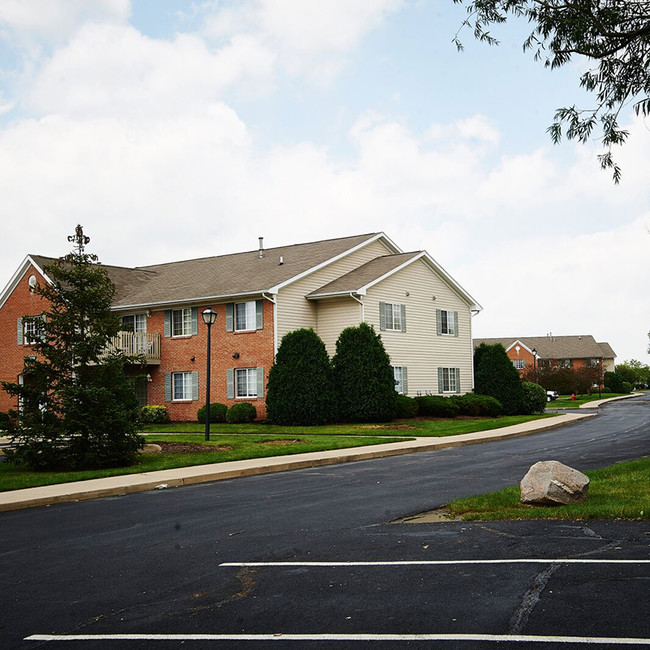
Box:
[106,331,161,365]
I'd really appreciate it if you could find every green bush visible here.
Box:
[197,402,227,424]
[521,382,547,414]
[474,343,525,415]
[395,394,419,419]
[604,371,630,393]
[266,328,334,425]
[415,395,460,418]
[139,405,169,424]
[451,394,502,417]
[0,411,10,431]
[622,381,633,394]
[226,402,257,424]
[331,323,397,423]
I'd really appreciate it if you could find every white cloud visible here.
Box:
[0,0,129,49]
[203,0,402,82]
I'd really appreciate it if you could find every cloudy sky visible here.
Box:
[1,0,648,362]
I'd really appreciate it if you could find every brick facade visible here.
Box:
[0,264,274,421]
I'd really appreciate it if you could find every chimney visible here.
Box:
[258,237,264,259]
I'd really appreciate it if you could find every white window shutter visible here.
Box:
[227,369,235,399]
[191,308,198,336]
[191,371,199,400]
[226,304,234,332]
[256,367,265,398]
[164,373,172,401]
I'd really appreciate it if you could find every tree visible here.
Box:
[266,328,335,425]
[331,323,397,423]
[615,359,650,387]
[474,343,525,414]
[2,225,143,470]
[453,0,650,182]
[523,363,599,394]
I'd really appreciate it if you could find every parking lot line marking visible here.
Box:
[24,633,650,644]
[220,559,650,567]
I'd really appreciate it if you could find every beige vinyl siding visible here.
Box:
[276,240,390,342]
[317,298,363,356]
[365,258,474,395]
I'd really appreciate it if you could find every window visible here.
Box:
[173,372,192,401]
[379,302,406,332]
[436,309,458,336]
[121,314,147,333]
[512,359,526,370]
[227,367,264,399]
[164,371,198,402]
[236,368,258,398]
[235,301,257,331]
[19,315,45,346]
[585,358,600,368]
[172,309,193,337]
[226,301,263,332]
[558,359,573,369]
[439,367,460,393]
[393,366,408,394]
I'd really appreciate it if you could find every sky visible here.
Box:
[0,0,648,363]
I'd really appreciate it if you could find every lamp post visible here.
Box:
[531,348,537,383]
[202,308,218,441]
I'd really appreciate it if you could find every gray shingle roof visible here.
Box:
[473,335,616,360]
[307,252,422,297]
[31,233,385,309]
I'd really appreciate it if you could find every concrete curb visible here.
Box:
[0,412,593,513]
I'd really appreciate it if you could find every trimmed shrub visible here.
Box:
[139,405,169,424]
[266,328,334,425]
[226,402,257,424]
[604,371,629,393]
[395,394,419,419]
[415,395,460,418]
[474,343,525,415]
[521,382,547,414]
[331,323,397,423]
[451,394,502,417]
[622,381,633,394]
[197,402,227,424]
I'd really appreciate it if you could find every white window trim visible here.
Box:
[122,313,147,333]
[384,303,402,332]
[172,308,193,337]
[235,367,258,398]
[23,316,45,346]
[235,301,257,332]
[172,371,193,401]
[439,309,455,336]
[440,367,459,393]
[393,366,406,394]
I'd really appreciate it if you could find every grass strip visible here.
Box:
[0,434,405,492]
[142,414,556,437]
[548,392,633,409]
[447,456,650,521]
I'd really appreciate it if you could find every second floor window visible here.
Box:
[121,314,146,333]
[235,301,257,331]
[512,359,526,370]
[23,317,45,345]
[172,308,193,337]
[379,302,406,332]
[437,309,458,336]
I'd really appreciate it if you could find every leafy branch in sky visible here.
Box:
[452,0,650,182]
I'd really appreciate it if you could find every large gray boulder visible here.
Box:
[520,460,589,506]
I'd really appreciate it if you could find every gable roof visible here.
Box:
[474,335,616,360]
[2,233,394,311]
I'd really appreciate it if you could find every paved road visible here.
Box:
[1,395,649,649]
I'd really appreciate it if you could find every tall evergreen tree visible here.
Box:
[266,328,334,425]
[331,322,397,423]
[2,225,143,470]
[474,343,525,415]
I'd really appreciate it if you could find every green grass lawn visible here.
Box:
[446,456,650,521]
[0,413,556,492]
[0,433,405,492]
[548,392,634,408]
[142,413,556,437]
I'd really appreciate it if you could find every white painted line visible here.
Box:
[220,559,650,567]
[24,633,650,644]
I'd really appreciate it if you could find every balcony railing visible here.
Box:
[106,331,161,364]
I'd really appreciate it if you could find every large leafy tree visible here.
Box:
[2,225,143,470]
[331,323,397,423]
[266,328,335,425]
[453,0,650,182]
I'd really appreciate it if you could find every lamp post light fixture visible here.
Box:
[201,308,218,441]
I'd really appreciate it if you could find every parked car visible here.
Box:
[546,390,559,402]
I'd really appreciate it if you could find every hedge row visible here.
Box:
[393,393,504,419]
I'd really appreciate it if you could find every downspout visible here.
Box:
[470,309,481,392]
[349,293,364,323]
[262,293,278,357]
